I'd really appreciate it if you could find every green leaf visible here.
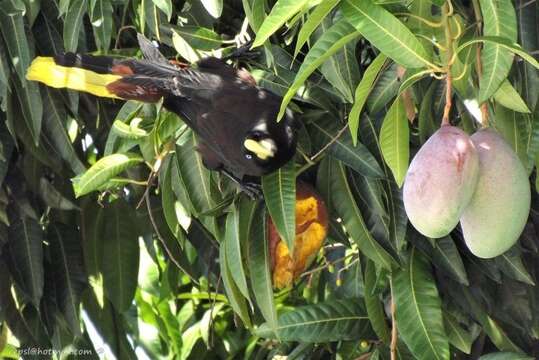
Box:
[73,153,143,197]
[252,0,310,48]
[165,25,222,51]
[278,19,361,120]
[367,62,399,114]
[330,159,396,270]
[175,133,217,215]
[457,36,539,71]
[443,312,474,354]
[478,0,517,102]
[398,68,433,96]
[142,0,164,39]
[5,214,44,307]
[293,0,340,59]
[494,247,535,285]
[48,223,86,336]
[385,180,407,252]
[364,259,390,343]
[380,98,409,187]
[516,3,538,110]
[454,285,522,352]
[90,0,113,51]
[64,0,88,52]
[180,322,201,360]
[247,205,277,333]
[224,203,251,301]
[104,101,142,156]
[0,2,43,145]
[262,160,296,253]
[200,0,223,18]
[80,199,105,282]
[112,120,147,140]
[392,248,449,360]
[418,81,439,144]
[13,77,43,146]
[220,241,252,328]
[160,156,184,240]
[527,109,539,172]
[494,80,531,113]
[493,104,528,168]
[316,18,361,103]
[102,200,140,312]
[342,0,434,69]
[0,0,31,84]
[154,296,182,354]
[0,41,9,111]
[41,87,85,174]
[0,344,18,359]
[151,0,172,19]
[348,53,388,144]
[255,299,372,342]
[82,291,138,358]
[432,236,469,286]
[479,353,533,360]
[309,118,384,178]
[39,178,79,210]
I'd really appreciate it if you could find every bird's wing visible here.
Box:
[137,33,170,64]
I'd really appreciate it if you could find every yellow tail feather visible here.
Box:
[25,57,122,99]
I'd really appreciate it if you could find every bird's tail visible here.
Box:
[26,53,178,102]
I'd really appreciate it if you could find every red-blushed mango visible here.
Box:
[460,129,531,258]
[268,182,328,289]
[403,125,479,238]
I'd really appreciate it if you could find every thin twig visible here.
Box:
[144,190,200,285]
[114,25,136,50]
[390,278,398,360]
[136,172,157,209]
[393,13,443,27]
[336,257,360,285]
[441,2,454,126]
[300,252,355,278]
[472,0,489,127]
[442,72,453,125]
[207,275,222,349]
[518,0,536,10]
[310,124,349,162]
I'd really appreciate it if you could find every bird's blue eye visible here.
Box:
[245,154,253,160]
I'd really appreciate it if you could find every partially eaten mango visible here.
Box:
[268,182,329,289]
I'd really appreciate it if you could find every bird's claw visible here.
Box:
[239,182,263,200]
[224,40,260,63]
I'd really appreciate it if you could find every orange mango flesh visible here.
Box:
[269,183,328,289]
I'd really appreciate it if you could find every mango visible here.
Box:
[460,128,531,258]
[403,125,479,238]
[268,182,328,289]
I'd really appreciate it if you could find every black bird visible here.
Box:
[26,35,297,196]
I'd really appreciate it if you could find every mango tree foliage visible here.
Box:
[0,0,538,359]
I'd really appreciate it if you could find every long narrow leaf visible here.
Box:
[256,299,373,342]
[252,0,310,48]
[247,205,277,333]
[342,0,433,69]
[330,159,396,270]
[478,0,517,102]
[278,20,361,120]
[262,160,296,253]
[393,248,449,360]
[380,98,409,187]
[73,153,143,197]
[348,54,388,144]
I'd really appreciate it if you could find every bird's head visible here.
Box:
[242,108,297,175]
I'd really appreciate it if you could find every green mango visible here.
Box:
[403,125,479,238]
[460,128,531,258]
